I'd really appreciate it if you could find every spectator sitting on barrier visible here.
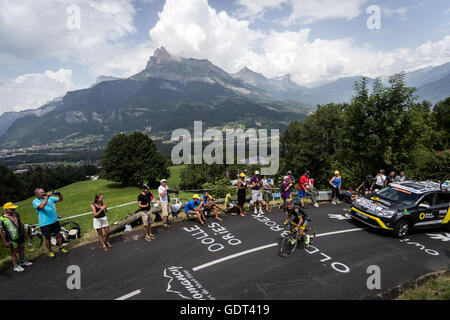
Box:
[201,191,223,222]
[91,194,110,252]
[344,187,357,204]
[306,173,319,208]
[0,202,33,272]
[185,195,205,225]
[138,185,158,242]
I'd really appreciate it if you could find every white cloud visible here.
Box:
[149,0,260,72]
[235,0,369,25]
[382,6,407,21]
[148,0,450,86]
[0,0,152,78]
[0,69,78,114]
[235,0,286,19]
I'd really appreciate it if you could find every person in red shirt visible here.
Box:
[297,171,309,208]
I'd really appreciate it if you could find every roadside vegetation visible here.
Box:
[396,273,450,300]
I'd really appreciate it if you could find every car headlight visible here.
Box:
[380,209,396,217]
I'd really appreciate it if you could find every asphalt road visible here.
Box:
[0,203,449,300]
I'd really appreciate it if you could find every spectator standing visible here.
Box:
[32,188,67,258]
[305,172,319,207]
[0,203,33,272]
[237,173,247,217]
[138,185,157,242]
[298,171,309,208]
[329,171,342,204]
[386,171,396,186]
[91,194,110,252]
[262,175,274,212]
[158,179,172,227]
[185,195,205,225]
[250,171,264,215]
[395,171,406,182]
[201,191,223,222]
[374,170,386,191]
[281,176,291,213]
[356,175,374,195]
[286,171,296,198]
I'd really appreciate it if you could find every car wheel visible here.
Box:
[393,220,410,238]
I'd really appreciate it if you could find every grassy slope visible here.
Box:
[396,274,450,300]
[0,166,194,268]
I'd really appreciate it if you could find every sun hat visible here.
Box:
[193,194,200,199]
[3,202,18,210]
[254,170,260,175]
[334,170,339,175]
[240,173,245,177]
[160,179,167,184]
[142,184,149,189]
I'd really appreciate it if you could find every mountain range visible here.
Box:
[0,47,449,150]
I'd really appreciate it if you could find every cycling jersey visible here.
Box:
[287,206,307,226]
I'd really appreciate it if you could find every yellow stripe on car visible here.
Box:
[351,207,393,230]
[442,206,450,224]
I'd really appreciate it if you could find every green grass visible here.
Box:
[167,164,186,189]
[396,274,450,300]
[0,166,194,269]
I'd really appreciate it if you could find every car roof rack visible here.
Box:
[390,180,444,194]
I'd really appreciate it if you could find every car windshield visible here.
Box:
[376,187,421,205]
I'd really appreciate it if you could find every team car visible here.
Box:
[350,180,450,238]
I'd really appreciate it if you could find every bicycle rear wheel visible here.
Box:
[280,233,298,257]
[27,234,43,250]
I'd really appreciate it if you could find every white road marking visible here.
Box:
[192,243,278,271]
[315,228,364,238]
[115,289,142,300]
[192,228,365,272]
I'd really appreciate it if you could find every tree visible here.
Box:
[280,103,343,188]
[101,132,168,187]
[0,165,27,206]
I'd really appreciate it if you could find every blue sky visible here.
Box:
[0,0,449,114]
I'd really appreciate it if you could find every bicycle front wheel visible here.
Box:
[27,234,43,250]
[280,233,298,257]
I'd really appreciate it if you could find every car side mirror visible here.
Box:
[418,203,430,209]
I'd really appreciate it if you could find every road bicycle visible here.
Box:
[24,220,81,249]
[279,216,316,257]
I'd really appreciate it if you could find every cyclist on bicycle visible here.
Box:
[282,200,310,245]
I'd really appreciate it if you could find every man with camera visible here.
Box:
[138,185,157,242]
[158,179,173,227]
[32,188,67,258]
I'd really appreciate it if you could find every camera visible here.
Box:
[49,190,61,195]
